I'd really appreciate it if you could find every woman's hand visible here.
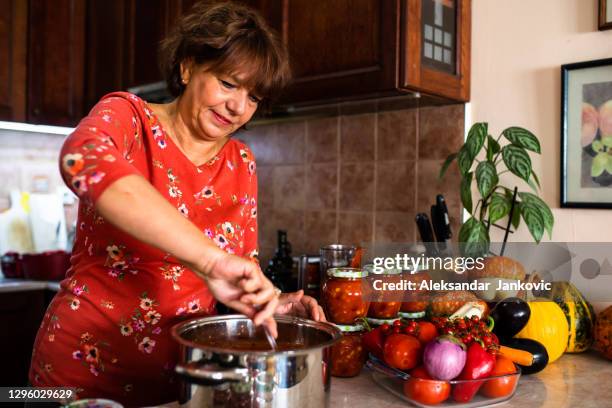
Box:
[197,253,280,336]
[276,290,327,322]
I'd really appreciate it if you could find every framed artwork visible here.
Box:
[561,58,612,208]
[600,0,612,30]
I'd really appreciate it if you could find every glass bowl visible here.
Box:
[366,355,521,407]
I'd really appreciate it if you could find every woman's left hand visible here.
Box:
[275,290,326,322]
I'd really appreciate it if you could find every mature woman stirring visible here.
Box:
[29,2,324,405]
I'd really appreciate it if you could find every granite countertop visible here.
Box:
[0,276,61,292]
[330,351,612,408]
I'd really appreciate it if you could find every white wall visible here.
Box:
[471,0,612,242]
[471,0,612,309]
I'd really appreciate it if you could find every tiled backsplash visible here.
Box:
[1,101,464,266]
[238,102,465,265]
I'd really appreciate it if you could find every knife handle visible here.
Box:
[415,213,438,256]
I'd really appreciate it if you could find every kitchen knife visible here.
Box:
[436,194,452,241]
[430,204,447,253]
[415,213,438,256]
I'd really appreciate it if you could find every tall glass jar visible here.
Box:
[330,324,367,377]
[365,264,403,320]
[322,267,369,324]
[401,269,431,319]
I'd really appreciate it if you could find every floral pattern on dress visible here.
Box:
[104,244,140,280]
[159,263,185,291]
[118,292,162,355]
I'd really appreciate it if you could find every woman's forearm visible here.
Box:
[95,174,223,275]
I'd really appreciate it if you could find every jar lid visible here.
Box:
[327,267,367,278]
[366,316,401,326]
[363,264,403,275]
[333,323,365,332]
[399,311,426,319]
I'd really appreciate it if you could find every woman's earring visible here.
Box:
[182,77,188,85]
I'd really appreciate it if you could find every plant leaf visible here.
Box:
[486,135,501,162]
[592,153,608,177]
[461,172,473,214]
[458,148,473,176]
[526,177,539,192]
[520,201,545,243]
[502,145,532,183]
[502,127,541,153]
[459,217,490,257]
[518,192,554,239]
[476,161,498,198]
[465,123,488,160]
[439,152,458,179]
[489,193,511,224]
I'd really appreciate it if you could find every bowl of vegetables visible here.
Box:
[361,303,532,407]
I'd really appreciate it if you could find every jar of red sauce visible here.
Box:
[365,265,402,320]
[322,267,369,324]
[400,270,431,319]
[330,324,367,377]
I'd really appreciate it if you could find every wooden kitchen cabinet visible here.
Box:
[280,0,471,105]
[0,0,27,122]
[0,290,47,386]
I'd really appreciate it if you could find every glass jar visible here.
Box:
[400,270,431,319]
[322,267,369,324]
[365,264,402,319]
[330,324,367,377]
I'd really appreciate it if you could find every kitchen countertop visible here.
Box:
[0,276,60,292]
[331,351,611,408]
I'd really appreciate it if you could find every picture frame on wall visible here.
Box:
[600,0,612,30]
[561,58,612,208]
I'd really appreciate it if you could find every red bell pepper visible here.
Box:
[452,342,496,402]
[362,326,385,360]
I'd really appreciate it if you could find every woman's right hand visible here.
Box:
[196,253,280,336]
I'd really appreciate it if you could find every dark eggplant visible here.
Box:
[490,297,531,338]
[502,338,549,374]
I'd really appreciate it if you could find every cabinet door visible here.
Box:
[0,0,27,122]
[401,0,470,101]
[27,0,85,126]
[280,0,400,105]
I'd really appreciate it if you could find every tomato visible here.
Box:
[480,356,518,398]
[403,366,451,405]
[383,334,421,371]
[416,321,438,344]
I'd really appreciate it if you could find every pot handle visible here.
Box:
[175,362,248,382]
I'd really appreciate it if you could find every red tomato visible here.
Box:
[416,321,438,344]
[480,356,518,398]
[383,334,421,371]
[403,366,451,405]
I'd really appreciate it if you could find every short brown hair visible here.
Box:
[159,1,291,107]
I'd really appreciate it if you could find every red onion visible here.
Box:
[423,335,467,380]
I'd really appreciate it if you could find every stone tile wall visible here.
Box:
[238,102,466,265]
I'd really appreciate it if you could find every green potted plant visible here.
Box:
[439,123,554,256]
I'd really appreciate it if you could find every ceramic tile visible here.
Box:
[276,121,306,164]
[273,165,305,210]
[375,211,417,243]
[419,104,464,160]
[338,211,374,247]
[304,210,337,253]
[256,165,274,209]
[259,207,304,250]
[340,114,375,162]
[305,164,338,210]
[377,109,417,161]
[306,117,338,163]
[238,124,280,165]
[375,161,416,212]
[339,163,375,211]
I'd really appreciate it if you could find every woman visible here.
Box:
[29,2,324,405]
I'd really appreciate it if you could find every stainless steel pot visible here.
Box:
[171,314,341,408]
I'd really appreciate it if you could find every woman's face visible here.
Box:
[179,63,261,141]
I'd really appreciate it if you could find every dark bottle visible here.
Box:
[265,230,296,293]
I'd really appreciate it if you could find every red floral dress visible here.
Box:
[29,92,259,406]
